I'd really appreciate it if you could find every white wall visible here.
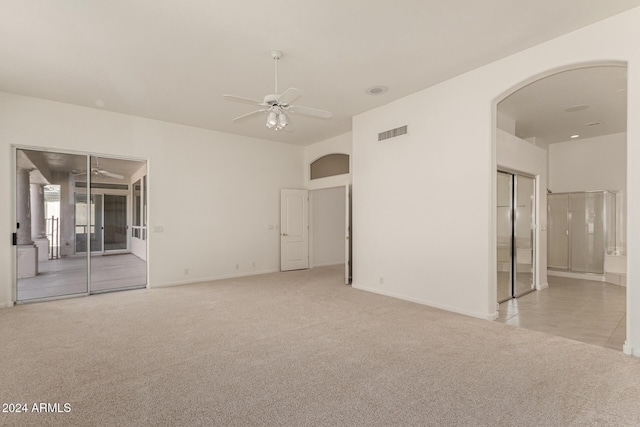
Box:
[496,128,548,292]
[0,92,304,306]
[311,187,346,267]
[549,132,626,192]
[352,7,640,356]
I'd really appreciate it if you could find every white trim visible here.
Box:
[536,282,549,290]
[547,269,606,282]
[151,269,280,288]
[623,341,635,356]
[312,261,344,268]
[10,146,17,305]
[487,311,499,321]
[352,282,489,320]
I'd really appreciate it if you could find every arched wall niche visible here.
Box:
[310,153,350,180]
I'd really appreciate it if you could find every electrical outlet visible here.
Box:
[235,264,239,270]
[379,276,384,284]
[184,268,189,275]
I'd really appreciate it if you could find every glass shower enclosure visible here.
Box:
[547,191,615,274]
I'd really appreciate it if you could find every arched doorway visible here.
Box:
[493,63,628,351]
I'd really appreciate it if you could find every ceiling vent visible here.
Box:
[378,125,408,141]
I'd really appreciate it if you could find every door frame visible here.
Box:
[307,185,352,284]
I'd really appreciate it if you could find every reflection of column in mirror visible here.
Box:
[16,167,38,278]
[59,172,76,257]
[30,183,50,262]
[16,168,34,245]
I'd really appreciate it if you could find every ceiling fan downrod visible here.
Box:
[271,50,282,95]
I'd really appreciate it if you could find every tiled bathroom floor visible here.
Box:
[497,275,626,351]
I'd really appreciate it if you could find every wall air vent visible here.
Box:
[378,125,408,141]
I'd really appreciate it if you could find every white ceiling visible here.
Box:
[1,1,639,146]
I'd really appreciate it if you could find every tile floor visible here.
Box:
[17,253,147,301]
[497,275,626,351]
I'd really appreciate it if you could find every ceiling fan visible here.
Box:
[72,158,124,180]
[223,50,332,130]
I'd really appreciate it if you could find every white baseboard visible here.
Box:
[547,269,605,282]
[312,262,344,268]
[536,282,549,290]
[623,341,636,357]
[0,301,15,309]
[151,268,280,288]
[604,272,627,287]
[352,282,489,320]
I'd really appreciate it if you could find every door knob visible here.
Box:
[282,233,288,237]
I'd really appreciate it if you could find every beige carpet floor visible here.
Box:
[1,265,640,426]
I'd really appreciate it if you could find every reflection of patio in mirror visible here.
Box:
[16,148,148,302]
[17,254,146,301]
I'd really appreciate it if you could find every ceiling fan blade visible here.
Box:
[233,109,267,122]
[100,170,125,179]
[288,105,332,119]
[276,88,302,106]
[223,95,265,106]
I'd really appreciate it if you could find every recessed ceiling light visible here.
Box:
[570,134,580,139]
[564,104,590,113]
[586,121,602,127]
[366,85,388,96]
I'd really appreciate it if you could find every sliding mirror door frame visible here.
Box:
[496,169,537,304]
[12,145,148,303]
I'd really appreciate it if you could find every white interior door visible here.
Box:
[280,189,309,271]
[345,185,351,284]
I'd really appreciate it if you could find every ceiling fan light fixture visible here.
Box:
[225,50,332,130]
[266,111,278,128]
[277,112,288,129]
